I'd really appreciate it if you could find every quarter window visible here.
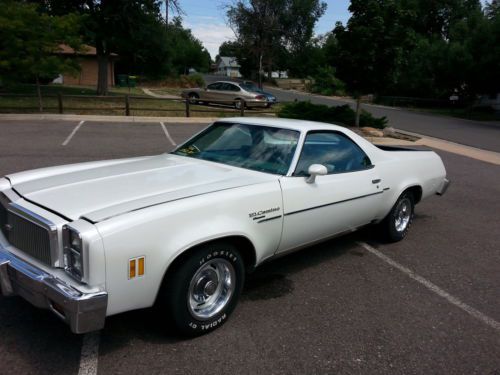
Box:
[294,131,372,176]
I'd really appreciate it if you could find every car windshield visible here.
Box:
[172,122,300,175]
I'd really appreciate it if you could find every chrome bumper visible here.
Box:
[436,178,450,196]
[0,246,107,334]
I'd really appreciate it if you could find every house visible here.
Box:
[270,71,289,79]
[215,56,242,78]
[53,44,117,86]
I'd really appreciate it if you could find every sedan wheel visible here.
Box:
[161,242,245,336]
[188,93,199,104]
[234,99,245,110]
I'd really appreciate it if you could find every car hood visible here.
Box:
[7,154,274,222]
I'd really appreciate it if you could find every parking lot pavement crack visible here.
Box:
[357,241,500,333]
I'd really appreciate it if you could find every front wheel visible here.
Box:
[162,243,245,336]
[379,191,415,242]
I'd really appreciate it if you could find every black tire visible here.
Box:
[162,242,245,336]
[379,191,415,242]
[188,93,199,104]
[234,98,245,109]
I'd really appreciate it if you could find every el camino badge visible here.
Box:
[249,207,280,220]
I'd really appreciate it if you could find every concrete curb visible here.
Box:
[0,113,215,124]
[395,129,500,165]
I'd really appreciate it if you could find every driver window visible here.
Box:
[207,83,221,90]
[294,131,372,176]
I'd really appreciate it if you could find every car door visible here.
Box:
[204,82,224,101]
[277,130,384,253]
[219,83,241,105]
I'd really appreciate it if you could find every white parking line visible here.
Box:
[78,331,100,375]
[62,120,85,146]
[160,122,177,146]
[357,241,500,332]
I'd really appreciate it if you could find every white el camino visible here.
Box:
[0,118,449,335]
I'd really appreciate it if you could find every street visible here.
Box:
[0,118,499,375]
[203,74,500,152]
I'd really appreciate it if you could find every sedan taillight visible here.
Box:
[255,95,266,100]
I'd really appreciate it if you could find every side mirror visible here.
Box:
[306,164,328,184]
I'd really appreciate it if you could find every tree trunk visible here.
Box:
[97,54,109,96]
[355,96,361,127]
[36,75,43,112]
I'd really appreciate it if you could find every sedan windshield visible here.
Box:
[172,122,300,175]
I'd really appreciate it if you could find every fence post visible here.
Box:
[125,95,130,116]
[185,99,190,117]
[58,93,63,114]
[240,99,245,116]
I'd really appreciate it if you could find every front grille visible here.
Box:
[1,201,53,265]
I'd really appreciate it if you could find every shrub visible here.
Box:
[278,101,388,129]
[310,66,346,96]
[179,74,205,88]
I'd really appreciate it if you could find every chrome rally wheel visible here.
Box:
[380,190,415,242]
[394,197,412,232]
[188,259,236,320]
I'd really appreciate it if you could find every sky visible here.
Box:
[171,0,351,59]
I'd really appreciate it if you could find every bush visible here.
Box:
[278,101,388,129]
[310,66,346,96]
[179,74,205,88]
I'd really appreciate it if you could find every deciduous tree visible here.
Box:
[0,0,82,110]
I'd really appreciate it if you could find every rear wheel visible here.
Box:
[188,93,199,104]
[234,99,245,110]
[161,242,245,336]
[379,191,415,242]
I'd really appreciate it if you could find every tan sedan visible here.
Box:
[181,81,268,109]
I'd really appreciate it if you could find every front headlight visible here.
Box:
[63,225,84,281]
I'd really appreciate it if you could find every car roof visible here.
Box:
[217,117,348,132]
[210,81,241,85]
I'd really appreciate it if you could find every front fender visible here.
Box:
[96,181,283,316]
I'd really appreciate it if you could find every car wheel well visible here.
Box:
[404,185,422,204]
[158,236,257,302]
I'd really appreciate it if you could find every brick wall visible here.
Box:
[63,57,115,86]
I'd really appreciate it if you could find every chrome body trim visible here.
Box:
[0,247,107,334]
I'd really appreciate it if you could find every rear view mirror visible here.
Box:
[306,164,327,184]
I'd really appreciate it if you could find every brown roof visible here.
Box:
[56,44,118,57]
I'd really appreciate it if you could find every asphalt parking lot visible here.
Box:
[0,119,499,375]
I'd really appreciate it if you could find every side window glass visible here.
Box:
[294,131,372,176]
[207,83,221,90]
